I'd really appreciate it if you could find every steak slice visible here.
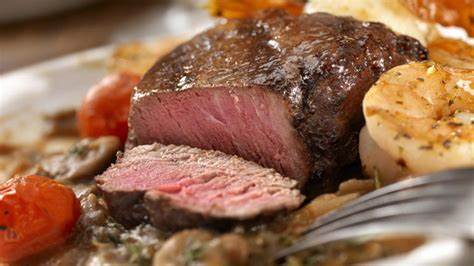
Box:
[96,144,304,230]
[130,10,428,187]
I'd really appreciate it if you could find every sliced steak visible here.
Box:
[129,10,427,187]
[96,144,303,230]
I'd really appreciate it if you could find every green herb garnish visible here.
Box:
[184,244,205,265]
[126,243,151,266]
[69,144,88,157]
[373,168,382,189]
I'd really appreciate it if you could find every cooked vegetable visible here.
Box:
[285,235,426,265]
[307,0,432,45]
[77,72,141,145]
[107,39,183,76]
[153,230,250,266]
[273,179,374,234]
[39,136,120,182]
[362,61,474,179]
[153,230,213,265]
[91,224,163,266]
[44,110,79,137]
[404,0,474,36]
[207,0,305,19]
[0,175,81,263]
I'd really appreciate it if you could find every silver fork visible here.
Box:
[276,168,474,258]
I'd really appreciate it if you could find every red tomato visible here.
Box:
[77,72,141,144]
[0,175,81,263]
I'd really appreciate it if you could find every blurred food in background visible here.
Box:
[107,38,184,76]
[306,0,433,44]
[207,0,306,18]
[0,0,100,23]
[77,72,140,145]
[404,0,474,36]
[0,0,208,73]
[307,0,473,71]
[428,37,474,69]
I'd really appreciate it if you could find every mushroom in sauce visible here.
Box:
[38,136,120,182]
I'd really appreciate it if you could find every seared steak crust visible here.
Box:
[131,10,427,187]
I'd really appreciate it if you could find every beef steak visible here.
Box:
[96,144,303,230]
[129,10,427,187]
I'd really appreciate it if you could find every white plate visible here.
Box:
[0,45,110,145]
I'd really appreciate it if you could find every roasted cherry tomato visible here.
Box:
[0,175,81,263]
[77,72,141,145]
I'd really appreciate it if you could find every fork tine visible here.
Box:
[279,201,474,258]
[305,197,461,236]
[304,168,473,233]
[305,182,470,233]
[334,168,472,209]
[277,216,450,258]
[277,194,471,259]
[276,168,474,259]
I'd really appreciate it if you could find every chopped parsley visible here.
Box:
[442,139,452,149]
[373,168,382,189]
[0,225,7,231]
[126,243,151,266]
[69,144,88,157]
[419,144,433,150]
[398,146,404,154]
[184,244,205,265]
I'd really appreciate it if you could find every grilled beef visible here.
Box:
[96,144,303,230]
[129,11,427,187]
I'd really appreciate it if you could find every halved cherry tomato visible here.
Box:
[77,72,141,145]
[0,175,81,263]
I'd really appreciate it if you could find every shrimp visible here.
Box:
[361,61,474,180]
[359,126,411,185]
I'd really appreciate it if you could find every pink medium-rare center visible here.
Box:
[97,144,303,230]
[131,86,311,184]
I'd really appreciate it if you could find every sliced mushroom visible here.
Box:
[153,230,250,266]
[39,136,120,182]
[202,234,250,266]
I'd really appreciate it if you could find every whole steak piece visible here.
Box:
[130,10,427,187]
[96,144,303,230]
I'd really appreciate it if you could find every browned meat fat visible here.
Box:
[96,144,304,230]
[129,10,427,188]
